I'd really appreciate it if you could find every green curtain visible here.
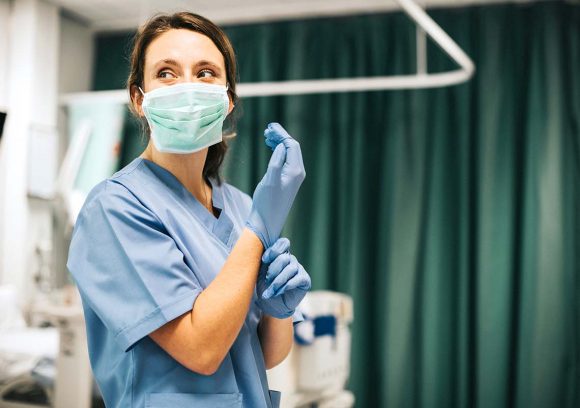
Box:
[92,1,579,407]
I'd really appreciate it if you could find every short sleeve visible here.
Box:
[67,181,202,352]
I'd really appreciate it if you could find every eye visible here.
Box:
[197,69,216,79]
[157,69,177,79]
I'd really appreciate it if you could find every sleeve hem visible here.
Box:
[115,289,202,352]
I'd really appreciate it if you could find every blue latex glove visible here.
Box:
[246,123,306,248]
[256,237,311,319]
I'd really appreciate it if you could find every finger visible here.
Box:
[264,122,292,148]
[264,127,282,151]
[263,257,299,299]
[262,237,291,263]
[265,253,292,283]
[265,124,305,174]
[282,139,305,174]
[262,238,290,263]
[265,143,286,175]
[282,268,311,292]
[265,134,278,151]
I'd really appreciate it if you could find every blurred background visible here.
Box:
[0,0,578,407]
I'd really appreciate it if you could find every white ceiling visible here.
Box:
[49,0,540,31]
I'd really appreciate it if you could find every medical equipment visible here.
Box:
[140,82,230,154]
[55,119,92,228]
[0,101,120,408]
[0,285,93,408]
[0,329,58,408]
[267,291,355,408]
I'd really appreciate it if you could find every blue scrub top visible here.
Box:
[67,157,298,408]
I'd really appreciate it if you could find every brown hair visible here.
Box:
[127,12,239,184]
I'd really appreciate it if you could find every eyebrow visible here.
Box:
[152,58,222,74]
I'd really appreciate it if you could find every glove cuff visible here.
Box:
[245,221,269,248]
[262,308,295,320]
[245,209,273,248]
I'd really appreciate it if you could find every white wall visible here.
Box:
[0,0,60,304]
[0,0,9,111]
[58,13,94,95]
[0,1,10,294]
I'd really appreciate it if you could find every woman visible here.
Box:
[66,12,310,408]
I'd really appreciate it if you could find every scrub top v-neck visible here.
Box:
[67,157,289,408]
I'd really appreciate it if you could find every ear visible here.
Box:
[227,92,235,116]
[130,85,145,117]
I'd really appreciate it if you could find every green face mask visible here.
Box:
[140,82,230,154]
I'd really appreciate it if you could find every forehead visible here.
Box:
[145,28,225,69]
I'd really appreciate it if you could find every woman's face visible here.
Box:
[135,28,233,116]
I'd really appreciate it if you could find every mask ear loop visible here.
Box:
[225,84,234,111]
[136,87,147,119]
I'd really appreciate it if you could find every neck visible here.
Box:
[140,143,212,209]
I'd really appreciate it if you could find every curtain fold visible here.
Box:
[93,1,579,406]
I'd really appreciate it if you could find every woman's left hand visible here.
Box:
[256,238,311,319]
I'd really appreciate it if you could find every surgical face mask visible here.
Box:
[139,82,230,154]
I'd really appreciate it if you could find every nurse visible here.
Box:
[66,12,310,408]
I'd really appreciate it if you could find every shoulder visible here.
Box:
[108,157,155,192]
[79,158,155,217]
[74,176,158,235]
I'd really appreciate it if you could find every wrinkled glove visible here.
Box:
[256,237,311,319]
[246,123,306,248]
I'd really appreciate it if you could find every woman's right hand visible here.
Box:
[245,123,306,248]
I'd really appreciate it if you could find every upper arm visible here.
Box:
[67,181,203,354]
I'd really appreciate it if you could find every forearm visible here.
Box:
[258,315,294,369]
[150,227,264,374]
[190,228,263,366]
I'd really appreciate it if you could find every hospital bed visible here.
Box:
[0,285,94,408]
[0,328,58,408]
